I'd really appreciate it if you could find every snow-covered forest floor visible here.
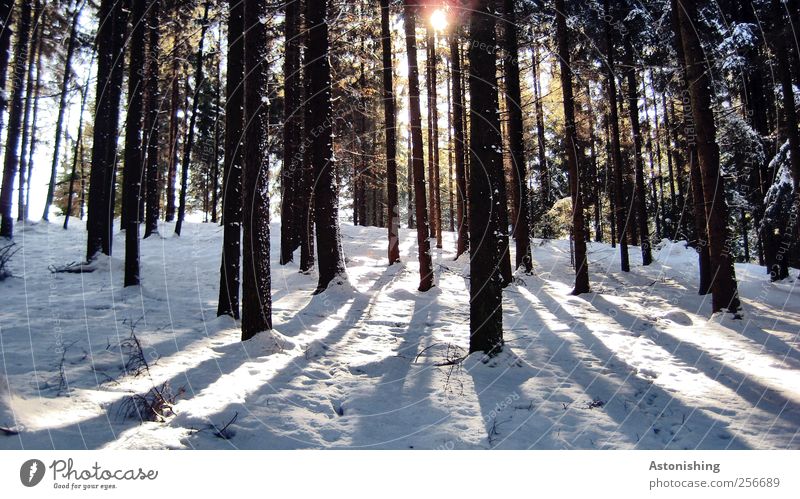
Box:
[0,219,798,449]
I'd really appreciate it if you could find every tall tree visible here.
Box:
[240,0,272,339]
[556,0,590,294]
[143,0,161,238]
[0,0,31,238]
[426,25,442,249]
[165,57,180,222]
[669,0,710,293]
[217,0,244,319]
[86,0,127,260]
[64,64,93,230]
[502,0,531,273]
[603,0,629,272]
[122,0,148,286]
[468,0,503,354]
[17,0,41,223]
[280,0,301,265]
[0,0,15,143]
[449,28,468,258]
[380,0,400,265]
[175,2,209,236]
[770,0,800,276]
[675,0,740,313]
[308,0,347,292]
[43,1,82,221]
[403,0,434,292]
[623,33,652,265]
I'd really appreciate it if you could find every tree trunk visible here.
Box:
[0,0,31,238]
[771,0,800,278]
[241,0,272,339]
[532,42,548,213]
[449,32,468,258]
[86,0,126,259]
[65,63,92,230]
[44,2,80,222]
[676,0,740,312]
[17,1,41,223]
[426,28,440,245]
[298,3,315,274]
[468,0,504,354]
[308,0,346,293]
[380,0,400,265]
[623,33,653,265]
[165,57,180,222]
[557,0,590,294]
[502,0,531,273]
[671,0,712,295]
[217,0,244,319]
[403,0,434,291]
[0,0,14,143]
[143,0,161,238]
[603,0,629,272]
[175,2,209,236]
[280,0,302,265]
[123,0,148,286]
[407,128,414,229]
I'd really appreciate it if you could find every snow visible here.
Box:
[0,219,798,449]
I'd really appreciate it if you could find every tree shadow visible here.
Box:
[588,294,800,433]
[505,284,749,449]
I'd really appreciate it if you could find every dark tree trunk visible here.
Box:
[468,0,504,354]
[671,0,712,295]
[557,0,590,294]
[217,0,244,319]
[407,128,414,229]
[86,0,126,259]
[23,17,42,223]
[308,0,346,293]
[449,33,468,258]
[298,3,315,274]
[446,57,454,233]
[241,0,272,339]
[0,0,14,144]
[676,0,740,313]
[175,2,209,236]
[280,0,302,265]
[403,0,434,291]
[532,42,548,212]
[380,0,400,265]
[603,0,629,272]
[165,57,180,222]
[65,67,92,230]
[143,0,161,239]
[123,0,148,286]
[502,0,531,273]
[17,1,41,223]
[771,0,800,278]
[430,29,442,249]
[426,28,440,245]
[623,33,653,265]
[0,0,31,238]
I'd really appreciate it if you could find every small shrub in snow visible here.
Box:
[0,243,18,281]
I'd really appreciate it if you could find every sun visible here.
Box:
[430,8,448,32]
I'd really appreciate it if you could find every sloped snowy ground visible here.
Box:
[0,219,798,449]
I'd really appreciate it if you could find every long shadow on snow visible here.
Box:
[506,283,748,449]
[589,294,800,435]
[177,265,407,449]
[345,286,452,449]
